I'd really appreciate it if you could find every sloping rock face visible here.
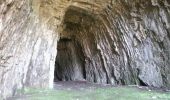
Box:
[0,0,59,98]
[0,0,170,99]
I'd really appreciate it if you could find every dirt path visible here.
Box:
[53,81,112,91]
[53,81,170,92]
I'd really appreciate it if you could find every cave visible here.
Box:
[54,37,86,82]
[53,6,99,83]
[1,0,170,99]
[54,5,150,85]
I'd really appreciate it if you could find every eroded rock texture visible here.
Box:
[0,0,170,99]
[0,0,59,98]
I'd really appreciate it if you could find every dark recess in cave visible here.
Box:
[54,38,86,82]
[53,7,94,83]
[139,78,148,86]
[137,68,148,86]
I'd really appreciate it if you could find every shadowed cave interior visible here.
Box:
[53,6,105,83]
[54,7,90,82]
[53,6,148,86]
[54,38,86,81]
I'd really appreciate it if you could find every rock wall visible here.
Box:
[0,0,59,98]
[0,0,170,99]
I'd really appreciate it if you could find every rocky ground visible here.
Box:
[6,81,170,100]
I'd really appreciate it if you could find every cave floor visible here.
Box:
[8,81,170,100]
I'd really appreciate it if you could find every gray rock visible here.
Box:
[0,0,170,99]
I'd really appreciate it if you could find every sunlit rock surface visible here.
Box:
[0,0,170,99]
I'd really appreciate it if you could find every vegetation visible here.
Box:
[14,86,170,100]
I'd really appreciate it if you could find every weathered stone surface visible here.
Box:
[0,0,59,98]
[0,0,170,99]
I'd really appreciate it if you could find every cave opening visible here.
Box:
[139,78,148,86]
[53,6,99,83]
[54,37,86,82]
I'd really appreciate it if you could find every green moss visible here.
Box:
[15,87,170,100]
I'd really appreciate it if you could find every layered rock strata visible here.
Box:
[0,0,170,99]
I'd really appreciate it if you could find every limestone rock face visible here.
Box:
[0,0,58,98]
[0,0,170,99]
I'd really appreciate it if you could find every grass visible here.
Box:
[14,86,170,100]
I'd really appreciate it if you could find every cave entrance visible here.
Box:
[54,38,86,82]
[53,6,96,83]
